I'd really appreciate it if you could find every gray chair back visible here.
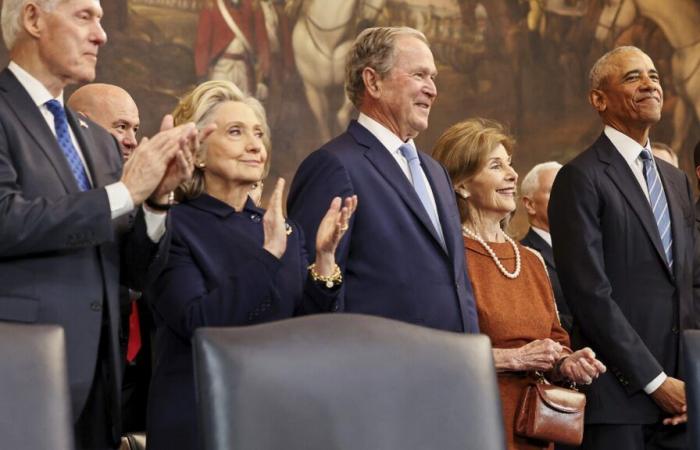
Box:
[683,329,700,450]
[194,314,505,450]
[0,322,74,450]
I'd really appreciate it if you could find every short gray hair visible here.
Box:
[344,26,428,108]
[1,0,59,50]
[589,45,646,90]
[520,161,562,199]
[172,80,271,200]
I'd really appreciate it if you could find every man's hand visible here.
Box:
[121,117,198,206]
[650,376,687,424]
[148,116,217,204]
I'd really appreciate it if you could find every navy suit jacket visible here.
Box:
[147,194,338,450]
[0,68,167,435]
[520,228,572,331]
[288,120,478,333]
[549,133,700,424]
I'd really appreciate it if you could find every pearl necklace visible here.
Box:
[462,226,521,279]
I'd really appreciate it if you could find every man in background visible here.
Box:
[68,83,152,434]
[519,161,572,331]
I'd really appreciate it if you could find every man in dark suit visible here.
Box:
[519,161,572,331]
[0,2,200,448]
[549,46,696,449]
[68,83,153,434]
[288,26,479,333]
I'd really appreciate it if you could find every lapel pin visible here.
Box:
[79,119,89,129]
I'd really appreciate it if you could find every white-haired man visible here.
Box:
[519,161,572,331]
[0,1,205,448]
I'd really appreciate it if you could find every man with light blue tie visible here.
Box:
[549,46,698,449]
[288,26,479,334]
[0,1,203,448]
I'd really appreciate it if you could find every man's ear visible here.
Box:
[589,89,607,113]
[361,67,382,100]
[521,196,536,216]
[21,3,44,39]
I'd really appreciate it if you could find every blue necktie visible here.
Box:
[399,144,445,245]
[639,149,673,269]
[45,100,91,191]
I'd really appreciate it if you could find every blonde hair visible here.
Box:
[431,118,515,223]
[172,80,271,200]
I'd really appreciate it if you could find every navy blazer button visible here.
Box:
[672,326,679,334]
[250,214,261,223]
[90,302,102,311]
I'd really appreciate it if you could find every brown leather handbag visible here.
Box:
[514,374,586,445]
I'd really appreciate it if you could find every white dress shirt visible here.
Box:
[604,125,666,394]
[357,113,443,236]
[8,61,165,241]
[531,226,552,247]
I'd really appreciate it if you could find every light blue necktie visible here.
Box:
[399,144,445,245]
[639,149,673,269]
[45,100,91,191]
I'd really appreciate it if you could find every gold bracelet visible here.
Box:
[308,263,342,288]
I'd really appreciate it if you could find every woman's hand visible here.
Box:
[493,338,563,372]
[262,178,287,259]
[558,347,607,384]
[313,195,358,276]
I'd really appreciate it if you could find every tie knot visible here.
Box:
[639,148,653,161]
[399,143,418,162]
[44,99,65,117]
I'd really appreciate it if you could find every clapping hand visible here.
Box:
[262,178,288,259]
[313,195,358,276]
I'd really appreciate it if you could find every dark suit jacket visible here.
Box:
[287,120,478,333]
[0,68,167,435]
[520,228,572,331]
[549,133,699,424]
[147,194,338,450]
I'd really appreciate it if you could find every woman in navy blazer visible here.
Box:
[146,80,356,450]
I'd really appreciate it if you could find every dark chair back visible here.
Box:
[194,314,505,450]
[0,322,73,450]
[683,329,700,449]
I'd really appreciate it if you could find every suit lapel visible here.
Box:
[349,122,446,250]
[523,229,555,268]
[65,108,114,189]
[0,69,80,193]
[597,134,671,277]
[657,163,686,280]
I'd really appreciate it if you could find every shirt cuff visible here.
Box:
[143,206,167,243]
[106,182,134,219]
[644,372,667,394]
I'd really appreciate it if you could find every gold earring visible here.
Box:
[196,161,206,169]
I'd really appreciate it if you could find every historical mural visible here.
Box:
[1,0,699,232]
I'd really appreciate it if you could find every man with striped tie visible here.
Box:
[549,46,696,450]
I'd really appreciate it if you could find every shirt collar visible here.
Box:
[185,193,262,218]
[357,112,416,155]
[531,226,552,247]
[8,61,64,108]
[604,125,651,166]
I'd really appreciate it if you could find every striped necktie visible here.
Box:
[639,149,673,269]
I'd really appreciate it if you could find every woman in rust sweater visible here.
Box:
[432,118,606,450]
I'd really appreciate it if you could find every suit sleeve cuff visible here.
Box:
[143,206,167,243]
[644,372,667,394]
[106,182,134,219]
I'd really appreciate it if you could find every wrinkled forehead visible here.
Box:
[608,49,656,77]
